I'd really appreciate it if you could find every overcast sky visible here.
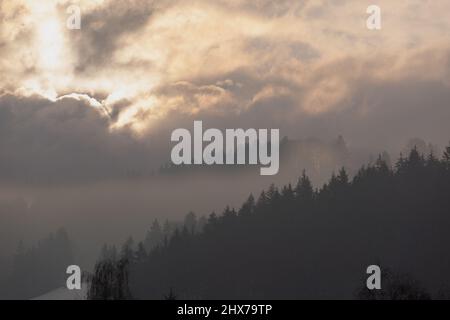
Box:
[1,0,450,184]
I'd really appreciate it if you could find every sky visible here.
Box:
[1,0,450,185]
[1,0,450,268]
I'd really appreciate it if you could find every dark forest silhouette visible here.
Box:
[88,143,450,299]
[0,228,73,299]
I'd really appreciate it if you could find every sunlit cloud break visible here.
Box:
[0,1,448,131]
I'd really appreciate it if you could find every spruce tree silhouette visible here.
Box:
[1,228,74,299]
[90,144,450,300]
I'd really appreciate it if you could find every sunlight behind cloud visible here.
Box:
[1,0,450,132]
[37,15,64,72]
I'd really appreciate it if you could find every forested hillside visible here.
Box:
[89,145,450,299]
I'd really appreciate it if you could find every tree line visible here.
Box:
[0,228,73,299]
[88,143,450,299]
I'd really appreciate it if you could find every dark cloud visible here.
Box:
[0,93,160,184]
[63,0,157,72]
[1,42,449,186]
[150,45,450,155]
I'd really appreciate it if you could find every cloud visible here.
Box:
[0,92,160,184]
[64,0,156,72]
[1,0,450,183]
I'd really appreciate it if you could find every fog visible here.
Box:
[1,0,450,299]
[0,133,438,269]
